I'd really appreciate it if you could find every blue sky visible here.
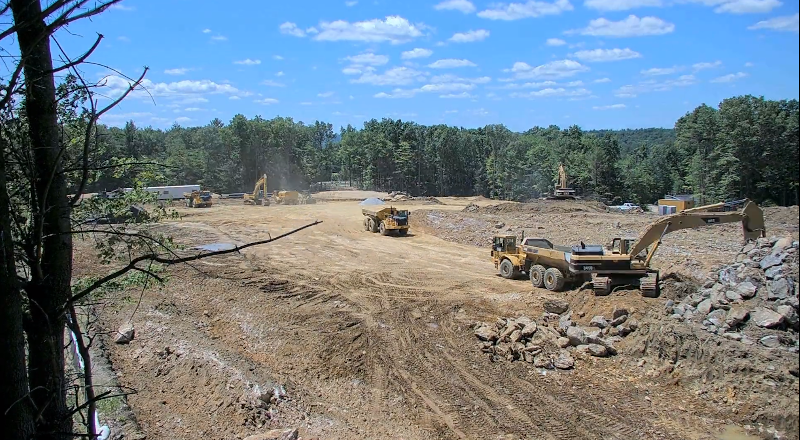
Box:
[29,0,800,130]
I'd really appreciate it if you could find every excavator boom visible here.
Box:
[627,198,765,259]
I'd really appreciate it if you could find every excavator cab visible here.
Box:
[609,237,646,260]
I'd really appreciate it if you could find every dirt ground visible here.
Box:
[80,196,799,440]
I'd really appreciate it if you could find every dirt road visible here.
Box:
[88,198,793,440]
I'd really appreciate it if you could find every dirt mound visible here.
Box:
[470,200,608,215]
[765,205,800,227]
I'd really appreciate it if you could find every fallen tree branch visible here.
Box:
[66,220,322,307]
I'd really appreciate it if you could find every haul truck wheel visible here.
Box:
[544,268,565,291]
[370,218,379,233]
[364,217,370,231]
[398,229,407,236]
[529,265,546,288]
[379,222,388,236]
[499,259,518,279]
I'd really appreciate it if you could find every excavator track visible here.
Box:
[640,273,659,298]
[592,276,611,296]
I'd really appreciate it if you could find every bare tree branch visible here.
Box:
[0,54,24,110]
[65,305,97,439]
[69,67,148,207]
[47,0,121,33]
[66,220,323,307]
[48,32,102,75]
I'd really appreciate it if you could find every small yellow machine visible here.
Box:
[273,190,300,205]
[244,174,270,206]
[362,207,410,236]
[492,199,766,297]
[183,190,213,208]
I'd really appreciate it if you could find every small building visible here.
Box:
[657,194,695,214]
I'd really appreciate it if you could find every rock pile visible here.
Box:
[384,191,442,204]
[473,299,640,369]
[665,236,799,349]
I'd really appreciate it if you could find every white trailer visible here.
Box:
[144,185,200,200]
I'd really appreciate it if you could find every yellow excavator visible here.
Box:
[244,174,270,206]
[491,199,766,297]
[548,163,576,199]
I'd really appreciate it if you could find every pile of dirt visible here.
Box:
[765,205,800,227]
[465,200,608,215]
[384,191,442,204]
[474,300,640,369]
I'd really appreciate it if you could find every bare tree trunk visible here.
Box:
[11,0,74,438]
[0,140,36,439]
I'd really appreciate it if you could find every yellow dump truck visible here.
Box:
[362,207,410,236]
[492,199,765,297]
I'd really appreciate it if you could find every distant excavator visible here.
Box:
[548,163,576,200]
[244,174,270,206]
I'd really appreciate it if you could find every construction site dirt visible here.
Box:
[79,193,799,440]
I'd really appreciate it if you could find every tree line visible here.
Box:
[85,94,799,206]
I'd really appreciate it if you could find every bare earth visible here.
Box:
[80,196,800,440]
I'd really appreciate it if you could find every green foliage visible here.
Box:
[71,95,797,206]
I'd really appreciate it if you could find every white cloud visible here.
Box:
[229,96,241,100]
[343,65,373,75]
[584,0,663,10]
[184,107,205,112]
[440,92,477,98]
[420,83,476,93]
[445,109,459,114]
[346,52,389,65]
[261,80,286,87]
[175,117,192,124]
[593,77,612,83]
[306,27,319,34]
[110,4,135,11]
[318,91,336,97]
[478,0,574,20]
[679,0,781,14]
[280,22,307,37]
[427,58,477,68]
[568,15,675,37]
[164,68,190,75]
[273,55,284,60]
[565,80,584,86]
[504,59,589,79]
[254,98,280,105]
[546,38,567,46]
[614,74,696,96]
[374,88,418,99]
[748,13,799,32]
[593,103,627,110]
[710,72,748,83]
[202,29,212,34]
[117,36,131,42]
[434,0,477,13]
[346,0,358,6]
[300,102,313,106]
[693,60,722,71]
[641,65,684,75]
[744,62,754,67]
[570,48,641,62]
[314,16,425,44]
[210,35,228,41]
[351,67,426,85]
[102,76,243,99]
[511,87,593,98]
[402,48,433,59]
[234,58,261,66]
[448,29,490,43]
[430,74,491,84]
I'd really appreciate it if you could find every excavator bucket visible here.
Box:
[741,199,766,241]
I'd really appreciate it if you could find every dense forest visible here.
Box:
[83,94,798,206]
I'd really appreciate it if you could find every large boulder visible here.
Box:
[474,324,498,342]
[589,316,609,329]
[566,326,587,346]
[750,307,785,329]
[553,351,575,370]
[735,281,758,299]
[543,299,570,315]
[725,307,750,328]
[767,278,790,301]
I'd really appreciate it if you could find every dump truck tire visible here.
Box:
[499,259,518,279]
[544,268,565,291]
[398,229,407,236]
[379,222,388,236]
[364,217,370,231]
[369,218,379,233]
[529,264,546,288]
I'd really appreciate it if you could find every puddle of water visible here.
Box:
[716,425,761,440]
[192,242,237,252]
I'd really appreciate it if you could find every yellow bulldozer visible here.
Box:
[183,190,213,208]
[362,207,410,236]
[244,174,270,206]
[272,190,300,205]
[491,199,766,297]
